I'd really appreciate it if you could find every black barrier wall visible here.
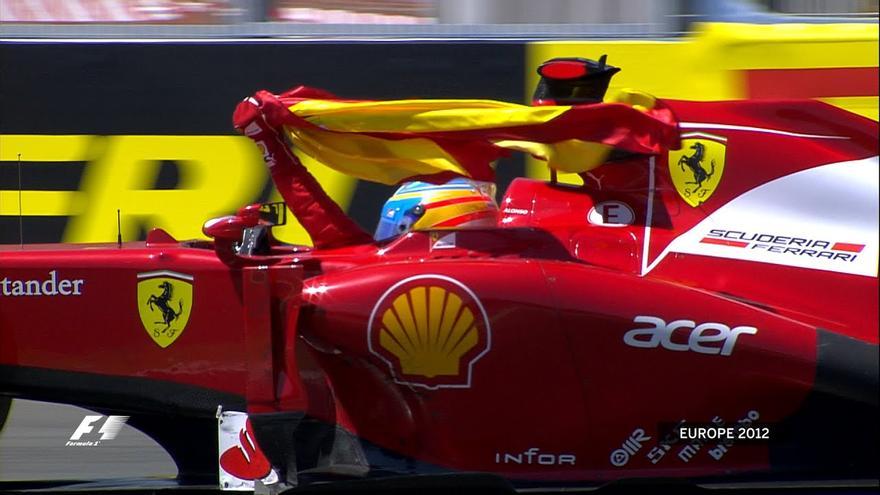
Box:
[0,41,526,244]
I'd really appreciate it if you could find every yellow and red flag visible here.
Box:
[249,86,680,185]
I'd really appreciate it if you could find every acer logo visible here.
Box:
[624,316,757,356]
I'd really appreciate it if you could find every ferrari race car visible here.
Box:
[0,57,877,493]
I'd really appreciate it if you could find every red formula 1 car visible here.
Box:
[1,58,878,493]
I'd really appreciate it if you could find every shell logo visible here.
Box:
[368,275,491,389]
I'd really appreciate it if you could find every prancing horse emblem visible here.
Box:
[147,281,183,332]
[668,133,727,207]
[679,142,715,193]
[137,271,193,348]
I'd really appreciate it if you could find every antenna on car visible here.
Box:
[18,153,24,246]
[117,209,122,248]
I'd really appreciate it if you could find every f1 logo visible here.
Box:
[69,415,129,441]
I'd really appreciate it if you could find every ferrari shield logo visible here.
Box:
[669,132,727,207]
[137,271,193,348]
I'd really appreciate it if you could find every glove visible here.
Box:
[232,90,287,139]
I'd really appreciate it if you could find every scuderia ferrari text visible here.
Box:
[0,271,85,297]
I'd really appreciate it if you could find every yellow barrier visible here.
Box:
[0,134,357,245]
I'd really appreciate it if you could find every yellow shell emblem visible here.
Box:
[668,132,727,207]
[137,271,193,348]
[368,275,491,389]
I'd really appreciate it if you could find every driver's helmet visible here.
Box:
[374,177,499,242]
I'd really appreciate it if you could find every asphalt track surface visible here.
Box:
[0,399,176,482]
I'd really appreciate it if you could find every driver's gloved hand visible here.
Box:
[233,90,288,136]
[232,92,293,171]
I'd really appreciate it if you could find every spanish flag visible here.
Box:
[248,86,679,185]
